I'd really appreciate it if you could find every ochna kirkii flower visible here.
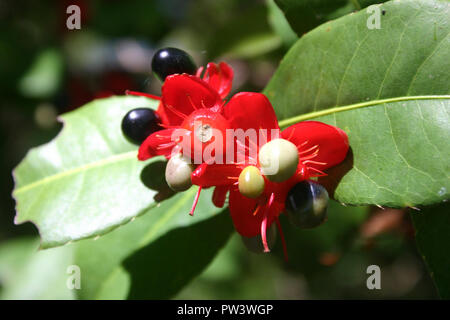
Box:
[191,98,349,258]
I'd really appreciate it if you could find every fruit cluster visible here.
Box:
[121,48,349,259]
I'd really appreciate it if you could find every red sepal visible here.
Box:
[201,62,233,99]
[191,163,242,187]
[282,121,349,173]
[160,74,222,126]
[224,92,279,132]
[212,186,229,208]
[228,189,278,237]
[138,128,180,160]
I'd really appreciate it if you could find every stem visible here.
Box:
[350,0,361,10]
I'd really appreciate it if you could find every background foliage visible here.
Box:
[1,0,448,299]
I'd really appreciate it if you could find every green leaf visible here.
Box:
[2,189,231,300]
[5,189,231,300]
[0,237,75,299]
[267,0,298,47]
[275,0,348,36]
[72,188,231,299]
[206,6,281,59]
[298,97,449,207]
[176,201,369,299]
[19,48,64,98]
[274,0,387,36]
[266,0,449,117]
[264,0,450,207]
[123,210,233,299]
[13,96,160,248]
[411,203,450,298]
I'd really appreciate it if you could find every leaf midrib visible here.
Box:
[278,95,450,128]
[14,151,138,195]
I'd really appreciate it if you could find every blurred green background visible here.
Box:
[0,0,438,299]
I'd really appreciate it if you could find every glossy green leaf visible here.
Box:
[267,0,298,47]
[19,48,64,98]
[176,201,369,299]
[123,210,233,299]
[274,0,387,36]
[412,203,450,298]
[305,97,449,207]
[206,6,281,59]
[0,238,75,300]
[264,0,450,207]
[266,0,449,117]
[72,188,231,299]
[13,96,160,248]
[4,189,232,300]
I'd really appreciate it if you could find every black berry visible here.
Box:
[285,181,329,229]
[121,108,161,145]
[151,47,197,82]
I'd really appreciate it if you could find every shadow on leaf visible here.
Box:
[318,147,354,199]
[123,210,233,299]
[140,159,176,202]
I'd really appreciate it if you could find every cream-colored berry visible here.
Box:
[238,166,265,199]
[165,154,194,191]
[258,138,299,182]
